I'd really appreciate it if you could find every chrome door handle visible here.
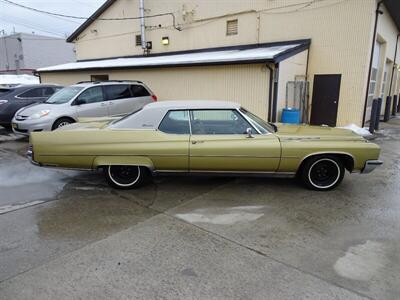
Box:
[101,102,107,106]
[191,140,204,144]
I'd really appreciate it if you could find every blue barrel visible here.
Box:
[281,108,300,124]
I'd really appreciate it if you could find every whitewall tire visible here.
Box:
[104,165,149,189]
[301,156,345,191]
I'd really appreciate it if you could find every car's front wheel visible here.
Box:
[52,118,74,130]
[300,156,345,191]
[104,165,149,189]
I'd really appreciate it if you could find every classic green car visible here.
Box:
[28,101,382,191]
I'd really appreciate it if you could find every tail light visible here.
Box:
[151,95,157,101]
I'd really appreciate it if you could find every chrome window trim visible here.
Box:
[237,108,273,135]
[189,108,259,135]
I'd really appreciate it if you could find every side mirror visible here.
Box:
[74,99,86,105]
[246,127,254,138]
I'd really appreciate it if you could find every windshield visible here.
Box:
[45,86,84,104]
[240,108,276,133]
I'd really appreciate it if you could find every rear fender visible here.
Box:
[93,156,155,171]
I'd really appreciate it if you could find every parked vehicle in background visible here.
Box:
[28,100,382,191]
[0,84,63,129]
[12,80,156,135]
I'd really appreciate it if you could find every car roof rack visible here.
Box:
[75,80,143,84]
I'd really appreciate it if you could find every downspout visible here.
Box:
[272,63,279,123]
[139,0,146,51]
[361,0,384,126]
[388,34,400,97]
[266,64,273,121]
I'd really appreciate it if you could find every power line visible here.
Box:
[0,0,182,30]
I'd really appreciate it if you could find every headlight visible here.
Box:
[29,110,50,119]
[0,100,8,105]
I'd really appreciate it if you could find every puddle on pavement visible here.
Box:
[175,205,266,225]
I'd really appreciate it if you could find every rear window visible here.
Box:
[131,85,150,97]
[158,110,190,134]
[104,85,131,100]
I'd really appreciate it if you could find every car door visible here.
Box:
[189,109,281,172]
[74,86,109,118]
[154,110,190,171]
[104,84,136,117]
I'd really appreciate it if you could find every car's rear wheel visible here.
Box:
[52,118,74,130]
[300,156,344,191]
[104,165,149,189]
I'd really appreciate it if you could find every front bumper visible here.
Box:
[11,118,53,136]
[361,160,383,174]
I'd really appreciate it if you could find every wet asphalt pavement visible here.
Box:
[0,120,399,299]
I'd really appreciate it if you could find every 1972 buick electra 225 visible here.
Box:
[28,101,382,191]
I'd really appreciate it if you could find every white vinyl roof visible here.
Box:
[38,44,302,72]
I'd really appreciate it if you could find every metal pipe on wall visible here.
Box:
[388,34,399,97]
[139,0,146,50]
[362,0,384,126]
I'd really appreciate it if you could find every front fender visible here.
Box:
[92,156,155,171]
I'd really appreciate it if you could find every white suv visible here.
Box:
[12,80,156,135]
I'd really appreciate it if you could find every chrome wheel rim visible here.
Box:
[57,121,70,128]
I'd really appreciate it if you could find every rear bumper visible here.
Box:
[361,160,383,174]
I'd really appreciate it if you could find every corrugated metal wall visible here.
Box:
[41,64,271,119]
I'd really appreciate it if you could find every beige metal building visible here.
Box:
[38,0,400,127]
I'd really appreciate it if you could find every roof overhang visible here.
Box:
[67,0,116,43]
[37,39,310,73]
[384,0,400,32]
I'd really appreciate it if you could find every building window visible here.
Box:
[226,19,238,36]
[380,62,390,99]
[135,34,142,46]
[367,41,381,107]
[91,75,109,82]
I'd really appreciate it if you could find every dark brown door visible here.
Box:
[310,74,341,126]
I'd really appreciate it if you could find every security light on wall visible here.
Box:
[162,37,169,45]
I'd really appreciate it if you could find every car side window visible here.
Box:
[104,85,132,100]
[76,87,104,104]
[190,109,254,135]
[43,87,56,96]
[17,88,44,98]
[158,110,190,134]
[131,85,150,97]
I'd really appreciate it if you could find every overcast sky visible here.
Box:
[0,0,106,38]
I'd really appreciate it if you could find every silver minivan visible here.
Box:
[12,80,156,135]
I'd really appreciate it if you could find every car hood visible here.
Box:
[275,123,365,141]
[17,103,54,116]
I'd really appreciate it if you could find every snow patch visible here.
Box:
[0,74,39,86]
[175,205,265,225]
[0,160,76,187]
[38,44,300,72]
[339,124,372,137]
[334,240,388,281]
